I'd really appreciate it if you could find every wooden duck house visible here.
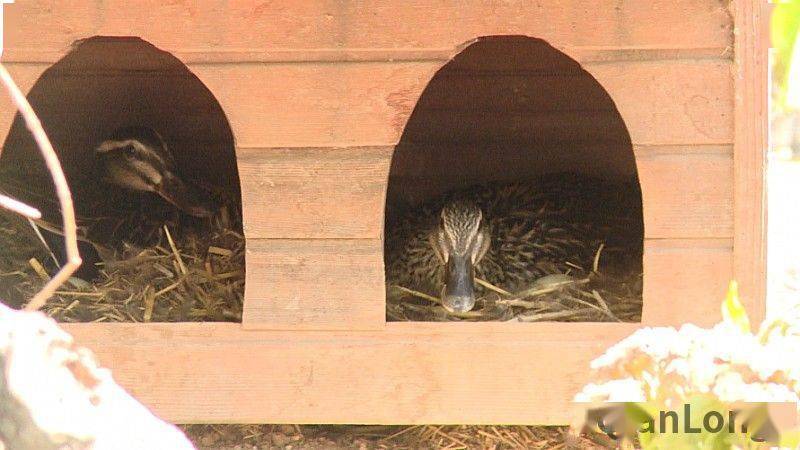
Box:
[0,0,767,424]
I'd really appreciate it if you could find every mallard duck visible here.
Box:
[385,174,642,313]
[94,126,212,218]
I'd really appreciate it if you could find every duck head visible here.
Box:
[94,127,212,218]
[429,200,491,313]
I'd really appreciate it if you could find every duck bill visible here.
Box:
[156,173,213,218]
[442,254,476,313]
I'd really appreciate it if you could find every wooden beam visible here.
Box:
[242,239,385,330]
[731,0,768,326]
[237,145,732,240]
[0,60,734,149]
[63,321,640,425]
[241,238,729,329]
[642,238,734,327]
[238,146,392,240]
[4,0,732,59]
[637,151,734,239]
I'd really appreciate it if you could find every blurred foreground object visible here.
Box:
[574,282,800,448]
[772,1,800,110]
[0,63,81,310]
[0,303,194,449]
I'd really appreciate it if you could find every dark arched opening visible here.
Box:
[0,37,243,322]
[385,36,643,322]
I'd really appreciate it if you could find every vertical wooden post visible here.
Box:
[733,0,769,325]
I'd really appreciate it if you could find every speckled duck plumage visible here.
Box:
[385,173,642,301]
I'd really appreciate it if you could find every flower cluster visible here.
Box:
[575,320,800,409]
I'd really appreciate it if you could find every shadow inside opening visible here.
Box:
[0,37,244,323]
[384,36,644,323]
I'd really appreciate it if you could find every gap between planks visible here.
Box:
[1,46,733,65]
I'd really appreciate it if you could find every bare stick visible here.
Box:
[0,64,82,310]
[0,193,41,219]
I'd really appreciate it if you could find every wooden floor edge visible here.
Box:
[60,322,640,424]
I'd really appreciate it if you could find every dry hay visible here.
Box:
[387,244,642,323]
[181,424,618,449]
[0,206,244,322]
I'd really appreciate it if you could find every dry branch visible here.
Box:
[0,63,81,311]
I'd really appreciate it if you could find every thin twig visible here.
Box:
[591,289,621,322]
[506,277,590,302]
[510,307,597,322]
[495,298,542,309]
[52,291,104,298]
[379,426,421,442]
[0,193,41,219]
[27,218,61,268]
[163,225,187,276]
[389,284,442,305]
[593,243,605,273]
[475,277,512,296]
[0,63,82,310]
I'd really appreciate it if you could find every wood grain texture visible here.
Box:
[642,239,733,327]
[239,236,730,330]
[238,146,393,239]
[637,151,734,238]
[198,60,734,147]
[732,0,768,326]
[63,321,640,424]
[192,62,436,148]
[242,239,385,330]
[4,0,732,59]
[237,145,731,240]
[0,59,733,149]
[61,241,756,427]
[57,239,736,423]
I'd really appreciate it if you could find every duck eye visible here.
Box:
[124,145,136,156]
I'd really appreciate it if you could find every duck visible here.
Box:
[34,126,215,280]
[94,126,212,218]
[384,173,642,314]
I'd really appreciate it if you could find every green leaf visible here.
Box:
[771,1,800,110]
[721,280,750,334]
[772,2,800,63]
[778,429,800,448]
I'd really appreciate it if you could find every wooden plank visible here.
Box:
[0,59,733,149]
[237,144,731,240]
[1,47,732,65]
[238,146,392,239]
[56,239,737,424]
[589,60,733,146]
[642,239,733,327]
[240,236,726,331]
[731,0,768,326]
[4,0,732,58]
[191,62,434,148]
[242,239,385,330]
[64,321,640,424]
[197,60,733,148]
[637,151,734,238]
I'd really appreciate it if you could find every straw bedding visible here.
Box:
[0,200,244,323]
[180,424,617,449]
